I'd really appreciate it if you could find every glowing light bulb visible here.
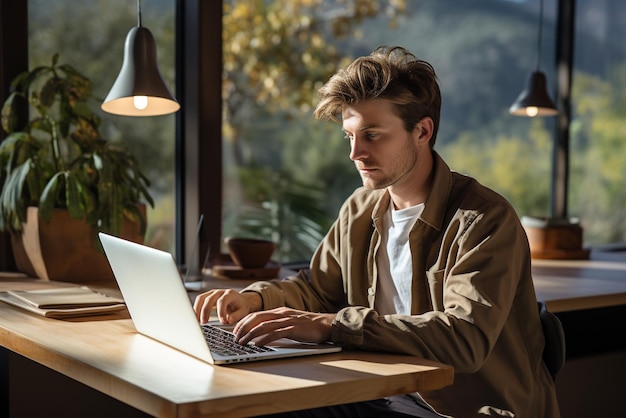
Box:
[526,106,539,117]
[133,96,148,110]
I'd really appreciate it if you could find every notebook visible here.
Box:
[0,286,126,319]
[99,233,341,365]
[7,286,124,309]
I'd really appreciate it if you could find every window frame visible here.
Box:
[177,0,223,265]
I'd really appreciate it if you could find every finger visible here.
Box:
[215,295,239,324]
[199,294,218,324]
[232,307,296,335]
[194,291,223,323]
[232,311,257,336]
[236,315,294,345]
[232,307,290,334]
[215,289,250,324]
[245,324,295,347]
[232,310,274,336]
[193,292,210,321]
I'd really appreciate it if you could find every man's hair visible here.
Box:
[314,46,442,147]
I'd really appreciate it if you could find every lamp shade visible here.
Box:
[102,26,179,116]
[509,71,558,117]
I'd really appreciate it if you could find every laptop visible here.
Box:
[99,233,341,365]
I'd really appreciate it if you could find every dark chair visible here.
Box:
[538,301,566,379]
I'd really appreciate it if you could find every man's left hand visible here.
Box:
[233,307,335,346]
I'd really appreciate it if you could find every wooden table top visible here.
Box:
[0,276,454,418]
[532,257,626,312]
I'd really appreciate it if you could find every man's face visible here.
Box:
[342,99,422,191]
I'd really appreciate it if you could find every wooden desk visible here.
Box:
[532,257,626,313]
[529,253,626,418]
[0,277,453,418]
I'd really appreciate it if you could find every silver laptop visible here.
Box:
[99,233,341,365]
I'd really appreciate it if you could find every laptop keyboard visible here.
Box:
[201,324,275,356]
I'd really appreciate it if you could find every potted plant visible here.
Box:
[0,53,154,282]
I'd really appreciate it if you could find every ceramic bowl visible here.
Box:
[225,237,276,268]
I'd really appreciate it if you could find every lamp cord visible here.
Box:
[536,0,544,71]
[137,0,142,27]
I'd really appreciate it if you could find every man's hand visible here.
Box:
[233,307,335,346]
[193,289,262,324]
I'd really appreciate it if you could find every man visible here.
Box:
[194,46,560,417]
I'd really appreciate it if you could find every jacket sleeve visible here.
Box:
[241,217,349,313]
[242,189,378,312]
[242,188,380,312]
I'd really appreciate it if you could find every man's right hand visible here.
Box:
[193,289,262,324]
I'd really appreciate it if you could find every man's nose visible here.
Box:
[349,137,368,161]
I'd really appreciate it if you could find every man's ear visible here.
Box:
[413,117,434,144]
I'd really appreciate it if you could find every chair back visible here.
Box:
[538,301,566,379]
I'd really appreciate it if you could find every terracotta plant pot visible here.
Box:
[521,216,590,260]
[10,206,145,284]
[225,237,275,268]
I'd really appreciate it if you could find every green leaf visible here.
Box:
[27,117,44,130]
[39,172,64,222]
[123,204,148,234]
[92,153,103,170]
[106,186,122,235]
[1,93,18,133]
[65,171,86,219]
[0,162,31,231]
[10,70,37,95]
[0,132,28,165]
[40,77,63,109]
[23,158,46,204]
[70,118,100,150]
[59,64,92,102]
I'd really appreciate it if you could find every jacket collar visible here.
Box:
[371,151,453,232]
[420,151,453,231]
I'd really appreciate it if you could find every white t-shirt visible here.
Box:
[375,202,424,315]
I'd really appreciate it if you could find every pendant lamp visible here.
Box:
[102,0,179,117]
[510,0,558,117]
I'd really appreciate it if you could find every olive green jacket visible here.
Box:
[244,152,560,417]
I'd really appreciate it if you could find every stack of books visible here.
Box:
[0,286,126,319]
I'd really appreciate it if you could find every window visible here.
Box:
[221,0,563,263]
[570,0,626,245]
[10,0,626,270]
